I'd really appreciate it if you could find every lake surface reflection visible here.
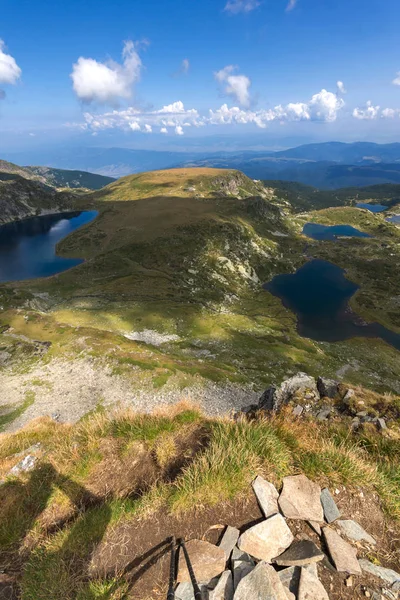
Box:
[0,211,98,283]
[265,259,400,350]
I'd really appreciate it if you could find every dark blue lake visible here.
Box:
[356,203,388,213]
[0,211,98,283]
[265,259,400,350]
[386,215,400,223]
[303,223,371,241]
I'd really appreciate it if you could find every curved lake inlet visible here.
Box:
[265,259,400,350]
[386,215,400,223]
[302,223,371,241]
[356,202,388,213]
[0,211,98,283]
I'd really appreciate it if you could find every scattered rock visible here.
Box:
[376,418,387,431]
[345,576,353,587]
[279,475,324,522]
[274,540,324,567]
[308,521,322,536]
[298,565,329,600]
[231,547,254,565]
[316,408,331,421]
[10,454,37,475]
[323,527,361,574]
[232,560,253,591]
[320,488,341,523]
[343,389,355,403]
[178,540,226,583]
[209,570,233,600]
[51,410,61,421]
[234,561,288,600]
[359,559,400,590]
[259,373,319,412]
[317,377,339,399]
[293,405,304,417]
[279,565,318,596]
[252,476,279,518]
[336,520,376,545]
[175,581,209,600]
[238,514,294,562]
[219,526,240,559]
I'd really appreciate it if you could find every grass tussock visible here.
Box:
[0,401,399,599]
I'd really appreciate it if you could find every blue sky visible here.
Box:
[1,0,400,151]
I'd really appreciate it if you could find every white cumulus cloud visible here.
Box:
[175,125,184,135]
[353,101,380,120]
[160,127,168,134]
[215,65,251,107]
[392,72,400,86]
[337,80,346,94]
[71,40,142,105]
[224,0,261,13]
[0,40,21,99]
[381,107,400,118]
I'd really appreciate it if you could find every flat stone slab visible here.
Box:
[175,581,209,600]
[274,540,324,567]
[209,570,233,600]
[320,488,341,523]
[238,514,294,562]
[252,476,279,518]
[219,526,240,559]
[178,539,226,583]
[298,565,329,600]
[323,527,361,575]
[234,561,288,600]
[232,560,253,591]
[308,521,322,536]
[317,377,338,398]
[278,564,318,596]
[336,520,376,545]
[279,475,324,522]
[359,559,400,590]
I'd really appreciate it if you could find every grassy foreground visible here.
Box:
[1,397,399,599]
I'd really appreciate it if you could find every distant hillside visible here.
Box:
[27,166,115,190]
[0,174,74,225]
[266,180,400,212]
[0,159,114,191]
[272,141,400,163]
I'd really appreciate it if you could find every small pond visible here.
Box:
[303,223,371,241]
[0,211,98,283]
[356,203,388,213]
[386,215,400,224]
[265,259,400,350]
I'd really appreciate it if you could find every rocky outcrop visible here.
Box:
[0,176,74,225]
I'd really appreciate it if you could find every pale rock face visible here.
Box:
[234,561,288,600]
[238,514,294,562]
[298,566,329,600]
[278,475,324,522]
[336,520,376,545]
[323,527,362,575]
[209,570,233,600]
[177,540,226,583]
[252,476,279,518]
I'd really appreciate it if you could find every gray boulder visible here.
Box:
[232,560,254,591]
[234,561,288,600]
[259,373,319,412]
[219,526,240,559]
[209,570,234,600]
[323,527,361,574]
[279,475,324,522]
[320,488,341,523]
[238,514,294,562]
[178,540,226,583]
[317,377,339,398]
[336,520,376,545]
[252,476,279,518]
[274,540,324,567]
[359,559,400,591]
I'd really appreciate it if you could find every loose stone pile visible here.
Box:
[174,474,400,600]
[240,372,395,433]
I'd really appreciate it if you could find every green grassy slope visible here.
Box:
[0,167,398,397]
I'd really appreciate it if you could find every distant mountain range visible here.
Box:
[4,141,400,189]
